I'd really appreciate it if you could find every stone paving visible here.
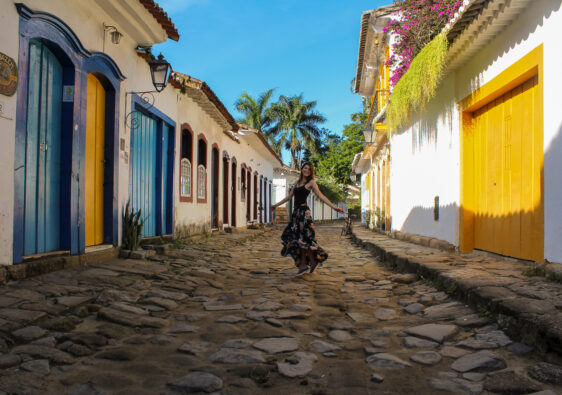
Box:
[0,224,560,394]
[351,226,562,357]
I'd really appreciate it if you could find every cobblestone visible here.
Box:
[0,224,559,393]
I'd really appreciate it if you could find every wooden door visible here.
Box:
[246,171,251,221]
[231,162,236,226]
[130,112,157,237]
[24,40,63,255]
[472,75,543,261]
[211,148,219,228]
[253,174,258,220]
[85,74,105,246]
[223,157,229,225]
[161,124,173,235]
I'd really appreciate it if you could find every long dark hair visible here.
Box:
[297,162,315,186]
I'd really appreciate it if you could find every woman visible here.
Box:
[271,162,344,276]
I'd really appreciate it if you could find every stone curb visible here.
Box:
[350,228,562,356]
[0,227,277,285]
[0,247,119,285]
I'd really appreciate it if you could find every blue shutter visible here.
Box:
[24,40,63,255]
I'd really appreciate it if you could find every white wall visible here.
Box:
[0,0,282,264]
[453,0,562,262]
[388,0,562,262]
[0,0,168,263]
[0,4,20,264]
[389,74,460,245]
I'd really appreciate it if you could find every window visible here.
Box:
[241,167,246,202]
[180,158,191,197]
[180,126,193,202]
[197,135,207,202]
[198,164,206,199]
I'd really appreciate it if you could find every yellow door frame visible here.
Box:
[459,44,544,256]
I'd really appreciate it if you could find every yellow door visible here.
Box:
[85,74,105,246]
[473,75,543,261]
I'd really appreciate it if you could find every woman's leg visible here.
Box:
[298,248,308,269]
[307,249,319,273]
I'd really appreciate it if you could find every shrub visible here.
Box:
[122,200,145,251]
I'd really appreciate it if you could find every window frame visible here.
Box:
[196,133,208,203]
[179,124,194,202]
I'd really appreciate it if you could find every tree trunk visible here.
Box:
[290,148,296,169]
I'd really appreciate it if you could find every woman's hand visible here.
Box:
[335,207,344,214]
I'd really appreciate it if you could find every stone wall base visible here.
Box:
[0,247,119,285]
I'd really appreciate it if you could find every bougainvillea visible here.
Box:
[385,0,463,86]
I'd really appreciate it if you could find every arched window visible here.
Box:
[180,125,193,202]
[197,135,207,202]
[197,164,206,199]
[180,158,191,197]
[241,166,246,202]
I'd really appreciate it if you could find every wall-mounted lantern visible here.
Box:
[363,126,375,145]
[103,23,123,45]
[124,53,172,130]
[149,54,172,93]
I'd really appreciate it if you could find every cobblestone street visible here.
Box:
[0,223,560,394]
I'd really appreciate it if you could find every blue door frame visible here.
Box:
[130,95,175,238]
[13,4,124,263]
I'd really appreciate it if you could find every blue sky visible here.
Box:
[154,0,392,138]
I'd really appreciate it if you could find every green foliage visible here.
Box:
[234,89,275,133]
[446,283,458,295]
[347,200,361,219]
[234,89,279,154]
[268,95,326,168]
[387,0,462,86]
[171,239,185,250]
[374,207,386,230]
[122,200,145,251]
[316,179,347,204]
[364,210,373,227]
[314,113,364,188]
[523,266,545,277]
[387,32,448,131]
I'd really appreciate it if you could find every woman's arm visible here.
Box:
[309,180,345,213]
[271,186,294,210]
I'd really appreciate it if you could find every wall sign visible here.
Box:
[0,52,18,96]
[62,85,74,102]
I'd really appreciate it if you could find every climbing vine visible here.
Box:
[386,32,448,131]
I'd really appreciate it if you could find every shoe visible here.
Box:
[309,262,319,274]
[296,266,309,276]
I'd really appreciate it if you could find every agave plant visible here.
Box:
[122,200,145,251]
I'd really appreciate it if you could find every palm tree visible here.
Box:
[234,89,276,145]
[268,95,326,168]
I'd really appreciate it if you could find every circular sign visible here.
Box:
[0,52,18,96]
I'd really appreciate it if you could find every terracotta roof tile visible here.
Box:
[170,71,238,132]
[138,0,180,41]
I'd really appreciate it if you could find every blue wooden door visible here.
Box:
[24,40,63,255]
[130,111,157,237]
[161,125,173,235]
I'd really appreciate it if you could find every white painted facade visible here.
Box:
[356,0,562,263]
[0,0,281,264]
[391,0,562,262]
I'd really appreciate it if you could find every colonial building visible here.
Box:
[354,0,562,263]
[0,0,281,265]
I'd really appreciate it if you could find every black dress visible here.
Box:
[281,184,328,266]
